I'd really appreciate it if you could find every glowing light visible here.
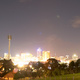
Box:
[29,65,32,68]
[16,54,20,57]
[37,48,42,51]
[33,69,37,72]
[12,52,48,67]
[26,53,30,55]
[72,54,78,60]
[13,68,18,73]
[48,66,51,70]
[73,54,77,57]
[18,62,24,67]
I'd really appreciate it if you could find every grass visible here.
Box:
[34,73,80,80]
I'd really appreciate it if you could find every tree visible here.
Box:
[44,58,59,76]
[0,59,14,77]
[69,61,75,73]
[47,58,59,71]
[75,59,80,73]
[59,63,68,75]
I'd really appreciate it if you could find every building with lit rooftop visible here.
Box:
[37,48,42,60]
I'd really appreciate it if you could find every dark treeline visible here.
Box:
[14,58,80,79]
[0,58,80,79]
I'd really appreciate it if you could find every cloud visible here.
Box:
[72,16,80,28]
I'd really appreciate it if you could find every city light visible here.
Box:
[16,54,20,57]
[18,62,24,67]
[3,49,79,66]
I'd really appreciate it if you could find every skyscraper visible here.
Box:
[42,51,50,61]
[37,48,42,60]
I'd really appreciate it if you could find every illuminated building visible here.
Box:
[42,51,50,61]
[4,53,11,60]
[21,53,33,62]
[12,53,34,66]
[37,48,42,60]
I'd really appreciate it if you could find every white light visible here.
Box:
[73,54,77,57]
[37,48,42,51]
[16,54,20,57]
[26,53,30,55]
[18,62,24,67]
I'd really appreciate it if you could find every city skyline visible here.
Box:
[0,0,80,57]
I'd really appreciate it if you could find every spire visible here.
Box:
[8,35,12,59]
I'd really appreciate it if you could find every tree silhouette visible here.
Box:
[69,61,75,73]
[0,59,14,77]
[44,58,59,76]
[75,59,80,73]
[47,58,59,71]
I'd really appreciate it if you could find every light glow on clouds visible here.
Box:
[72,16,80,28]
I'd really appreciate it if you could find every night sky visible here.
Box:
[0,0,80,58]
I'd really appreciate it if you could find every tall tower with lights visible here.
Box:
[8,35,12,59]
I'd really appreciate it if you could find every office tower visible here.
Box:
[42,51,50,61]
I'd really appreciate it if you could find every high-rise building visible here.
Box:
[37,48,42,59]
[4,53,9,59]
[42,51,50,61]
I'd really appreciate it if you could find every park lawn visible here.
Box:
[34,73,80,80]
